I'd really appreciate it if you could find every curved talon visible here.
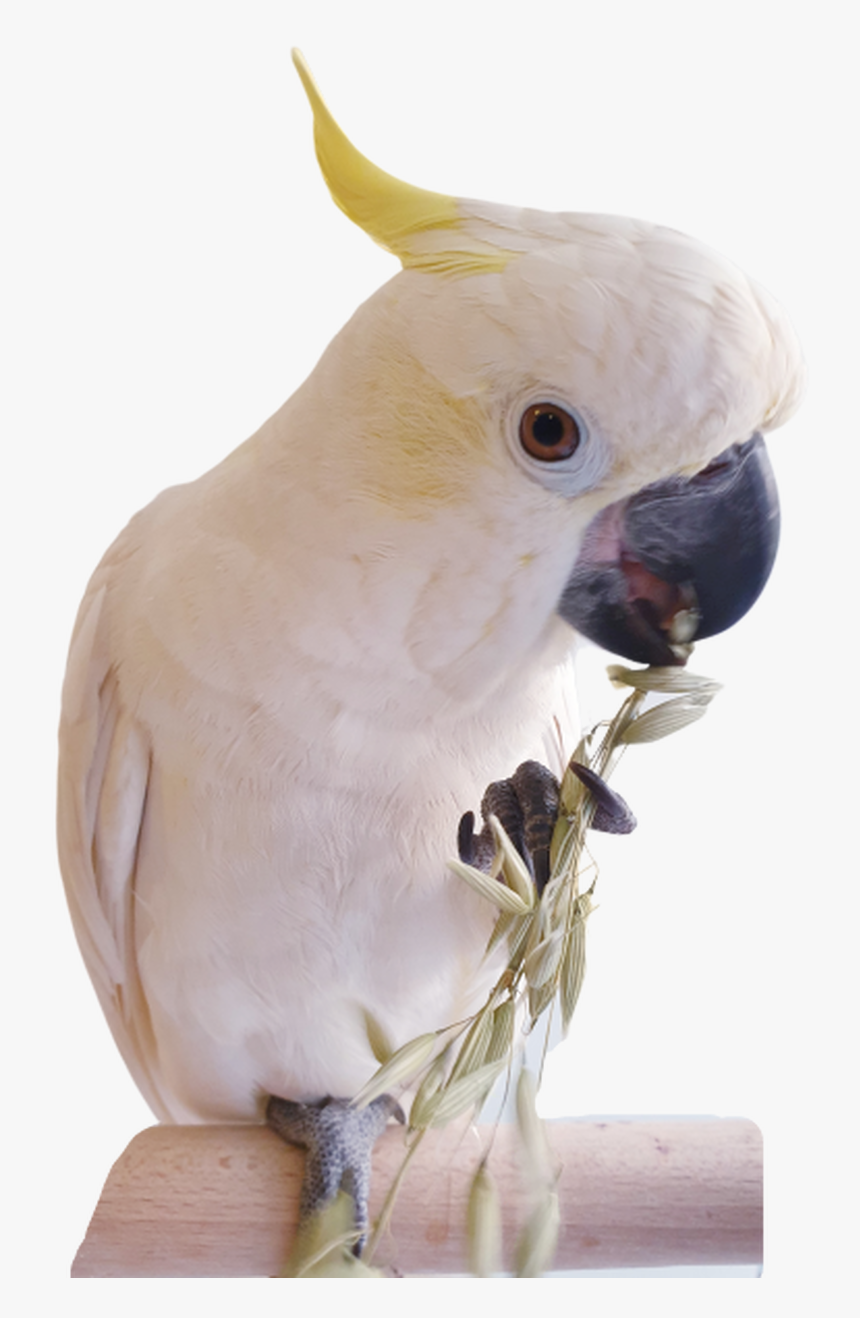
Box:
[266,1092,404,1253]
[457,810,477,865]
[569,763,637,834]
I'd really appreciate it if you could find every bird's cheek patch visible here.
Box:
[356,351,495,516]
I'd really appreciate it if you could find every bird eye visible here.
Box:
[519,403,582,462]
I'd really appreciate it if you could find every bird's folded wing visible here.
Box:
[57,575,171,1120]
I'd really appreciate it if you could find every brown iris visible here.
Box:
[519,403,581,462]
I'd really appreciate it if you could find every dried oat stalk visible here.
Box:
[356,661,720,1274]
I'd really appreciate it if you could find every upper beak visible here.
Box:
[557,434,780,666]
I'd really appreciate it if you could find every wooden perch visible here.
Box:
[72,1117,761,1277]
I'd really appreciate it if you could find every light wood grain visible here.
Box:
[72,1117,762,1276]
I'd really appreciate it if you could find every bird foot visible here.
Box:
[458,758,635,895]
[266,1092,404,1254]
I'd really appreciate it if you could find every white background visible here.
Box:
[2,0,857,1310]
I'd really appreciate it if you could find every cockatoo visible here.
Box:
[58,50,803,1251]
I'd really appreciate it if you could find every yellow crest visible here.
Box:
[292,50,517,276]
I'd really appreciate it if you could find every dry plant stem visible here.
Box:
[364,1128,426,1264]
[360,668,717,1274]
[366,682,654,1267]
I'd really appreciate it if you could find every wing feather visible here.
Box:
[57,576,172,1120]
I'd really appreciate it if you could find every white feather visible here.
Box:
[58,188,802,1124]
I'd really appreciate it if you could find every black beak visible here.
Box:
[557,434,780,666]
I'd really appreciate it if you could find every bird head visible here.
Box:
[292,51,803,670]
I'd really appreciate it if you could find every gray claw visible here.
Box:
[569,763,637,834]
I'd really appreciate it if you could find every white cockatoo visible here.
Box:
[58,51,803,1243]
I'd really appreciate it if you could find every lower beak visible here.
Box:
[557,434,780,666]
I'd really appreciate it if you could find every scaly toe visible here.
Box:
[266,1092,404,1252]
